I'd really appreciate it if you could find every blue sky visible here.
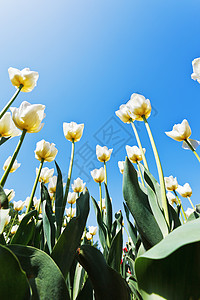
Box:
[1,0,200,232]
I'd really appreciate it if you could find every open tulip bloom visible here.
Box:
[191,57,200,84]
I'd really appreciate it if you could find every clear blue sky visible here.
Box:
[1,0,200,231]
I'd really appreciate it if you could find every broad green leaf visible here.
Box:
[0,185,8,209]
[0,244,31,299]
[8,244,70,300]
[55,161,64,238]
[123,158,163,248]
[10,210,37,245]
[135,218,200,299]
[0,136,10,146]
[123,203,137,245]
[51,189,89,279]
[41,183,55,252]
[76,278,93,300]
[104,183,112,233]
[107,227,122,272]
[77,245,131,300]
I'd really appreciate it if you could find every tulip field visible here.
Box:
[1,63,200,300]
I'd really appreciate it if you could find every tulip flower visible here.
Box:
[88,226,97,236]
[115,104,132,123]
[18,213,25,222]
[185,207,194,218]
[0,209,10,234]
[126,93,151,121]
[71,177,86,193]
[8,67,39,92]
[177,183,192,198]
[4,189,15,201]
[65,207,76,218]
[67,192,77,204]
[0,112,21,138]
[191,58,200,83]
[165,119,191,142]
[167,192,178,206]
[33,197,41,212]
[48,175,57,196]
[86,232,92,241]
[3,156,21,173]
[63,121,84,143]
[11,224,19,235]
[96,145,113,162]
[118,161,125,174]
[98,198,106,210]
[164,176,178,191]
[91,167,105,183]
[13,200,24,211]
[35,140,58,162]
[36,167,54,184]
[126,145,145,164]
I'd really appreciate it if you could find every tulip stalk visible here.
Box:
[184,139,200,163]
[136,161,145,187]
[6,213,17,242]
[26,159,44,214]
[0,129,27,187]
[142,115,170,228]
[63,139,75,217]
[0,84,23,120]
[104,161,108,185]
[187,197,195,210]
[131,121,149,171]
[173,190,187,221]
[99,182,102,216]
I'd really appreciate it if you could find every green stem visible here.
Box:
[99,182,102,216]
[184,139,200,163]
[0,84,23,120]
[7,213,17,242]
[104,161,108,185]
[174,190,187,221]
[131,122,149,171]
[187,196,195,210]
[142,115,170,228]
[0,129,27,187]
[69,203,72,221]
[63,140,75,217]
[26,159,44,214]
[136,161,145,187]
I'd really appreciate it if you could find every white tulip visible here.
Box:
[36,167,54,183]
[96,145,113,162]
[67,192,77,204]
[115,104,132,123]
[164,176,178,191]
[88,226,97,236]
[24,196,37,207]
[71,177,85,193]
[0,112,21,138]
[48,175,57,195]
[118,161,125,174]
[98,198,106,210]
[13,200,24,211]
[63,122,84,142]
[8,67,39,92]
[11,224,19,235]
[86,232,92,240]
[91,167,105,183]
[33,197,41,211]
[0,209,10,234]
[127,93,151,121]
[126,145,145,164]
[177,183,192,198]
[35,139,58,162]
[191,58,200,83]
[3,156,21,173]
[185,207,194,218]
[165,119,191,142]
[18,213,25,222]
[167,192,178,206]
[65,208,76,218]
[10,101,45,133]
[4,189,15,201]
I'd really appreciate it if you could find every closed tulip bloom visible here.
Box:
[86,232,93,241]
[185,207,194,218]
[63,122,84,142]
[98,198,106,210]
[164,176,178,191]
[18,213,25,222]
[96,145,113,162]
[33,197,41,212]
[10,101,45,133]
[118,161,125,174]
[13,200,24,211]
[24,196,36,208]
[191,58,200,83]
[65,208,76,218]
[177,183,192,198]
[3,156,21,173]
[127,93,151,121]
[35,139,58,162]
[11,225,19,234]
[91,167,105,183]
[71,177,85,193]
[167,192,178,206]
[126,145,146,163]
[48,175,57,195]
[4,189,15,201]
[36,167,54,184]
[0,112,21,138]
[0,209,10,234]
[89,226,97,236]
[115,104,132,123]
[67,192,77,204]
[165,119,191,142]
[8,67,39,92]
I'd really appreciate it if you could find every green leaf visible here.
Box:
[0,185,8,209]
[0,136,10,146]
[135,218,200,299]
[77,245,131,300]
[8,244,70,300]
[76,278,93,300]
[107,227,122,272]
[0,244,31,299]
[41,183,55,252]
[51,189,89,279]
[72,263,85,300]
[123,158,163,248]
[10,210,37,245]
[123,203,137,245]
[55,161,64,238]
[104,183,112,233]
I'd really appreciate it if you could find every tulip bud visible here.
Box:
[35,139,58,162]
[164,176,178,191]
[91,167,105,183]
[126,145,146,164]
[4,189,15,201]
[65,208,76,218]
[63,122,84,142]
[177,183,192,198]
[165,119,191,142]
[127,93,151,121]
[67,192,77,204]
[167,191,178,206]
[96,145,113,162]
[0,209,10,234]
[118,161,125,174]
[88,226,97,236]
[191,58,200,83]
[10,101,45,133]
[8,67,39,92]
[36,167,54,183]
[86,232,93,240]
[48,176,57,195]
[115,104,132,123]
[3,156,21,173]
[0,112,21,138]
[71,177,85,193]
[13,200,24,211]
[18,213,25,222]
[11,224,19,235]
[185,207,194,218]
[98,198,106,210]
